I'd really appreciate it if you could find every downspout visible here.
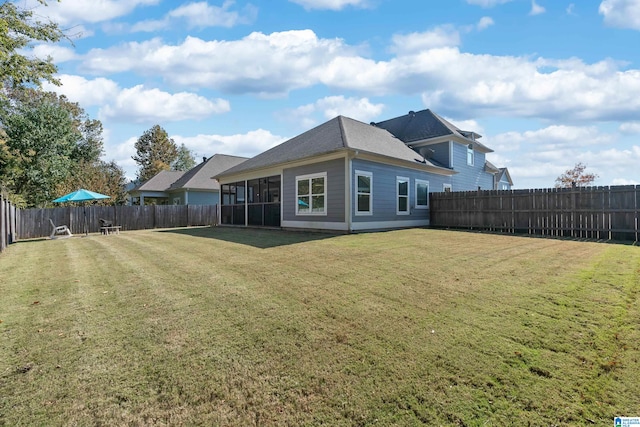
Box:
[244,180,248,227]
[347,150,357,232]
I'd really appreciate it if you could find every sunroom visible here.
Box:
[220,175,281,227]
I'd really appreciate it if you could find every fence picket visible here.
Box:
[429,185,639,243]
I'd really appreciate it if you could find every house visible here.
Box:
[128,170,185,205]
[215,109,512,232]
[129,154,247,205]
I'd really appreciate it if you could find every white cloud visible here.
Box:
[566,3,576,15]
[620,122,640,134]
[82,30,356,95]
[599,0,640,30]
[101,85,230,122]
[131,1,257,32]
[26,0,160,26]
[44,75,229,123]
[43,74,120,106]
[390,26,461,54]
[466,0,512,7]
[483,125,640,188]
[288,0,370,10]
[172,129,286,159]
[78,30,640,123]
[529,0,546,15]
[281,96,385,128]
[477,16,495,30]
[33,45,78,63]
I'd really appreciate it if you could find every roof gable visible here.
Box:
[374,109,493,153]
[131,170,185,192]
[218,116,453,178]
[168,154,248,191]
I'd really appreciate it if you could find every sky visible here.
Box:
[23,0,640,189]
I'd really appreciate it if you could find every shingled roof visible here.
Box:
[217,116,455,178]
[131,171,185,192]
[168,154,248,191]
[374,109,492,153]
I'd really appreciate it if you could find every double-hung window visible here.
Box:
[397,176,409,215]
[415,179,429,209]
[355,171,372,215]
[296,172,326,215]
[467,144,474,166]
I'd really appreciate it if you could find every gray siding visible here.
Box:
[451,142,493,191]
[351,159,450,223]
[283,158,345,223]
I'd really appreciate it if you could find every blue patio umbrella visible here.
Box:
[53,188,110,203]
[53,189,110,235]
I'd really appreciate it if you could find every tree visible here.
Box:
[172,143,196,171]
[0,88,105,207]
[554,162,598,188]
[0,1,64,95]
[132,125,178,181]
[57,159,127,205]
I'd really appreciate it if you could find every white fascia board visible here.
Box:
[217,151,349,184]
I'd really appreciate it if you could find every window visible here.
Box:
[173,197,181,205]
[415,179,429,209]
[296,172,326,215]
[467,144,474,166]
[355,171,372,215]
[397,176,409,215]
[443,183,452,193]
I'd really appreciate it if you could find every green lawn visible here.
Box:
[1,227,639,426]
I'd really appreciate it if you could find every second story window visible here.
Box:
[467,144,474,166]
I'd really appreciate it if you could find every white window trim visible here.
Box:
[355,170,373,216]
[467,144,474,166]
[443,183,452,192]
[415,179,429,209]
[296,172,327,216]
[396,176,410,215]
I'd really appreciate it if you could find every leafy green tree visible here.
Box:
[172,143,196,171]
[132,125,178,181]
[0,1,64,95]
[554,162,599,188]
[0,89,105,207]
[57,159,127,205]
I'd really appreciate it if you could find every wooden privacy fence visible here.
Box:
[430,185,639,242]
[18,204,219,240]
[1,190,19,253]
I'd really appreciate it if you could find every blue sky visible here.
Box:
[26,0,640,188]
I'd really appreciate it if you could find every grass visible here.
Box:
[1,227,639,426]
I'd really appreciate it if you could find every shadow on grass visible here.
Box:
[158,226,340,249]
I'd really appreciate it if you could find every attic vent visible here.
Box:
[370,122,376,126]
[408,110,415,116]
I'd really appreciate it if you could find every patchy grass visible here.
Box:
[1,227,639,426]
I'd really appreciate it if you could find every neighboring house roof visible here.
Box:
[130,171,185,193]
[168,154,248,192]
[374,109,493,154]
[497,168,514,186]
[217,116,455,178]
[484,160,500,174]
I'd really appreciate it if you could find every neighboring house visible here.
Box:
[485,161,514,190]
[129,171,185,205]
[166,154,248,205]
[215,109,513,232]
[129,154,247,205]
